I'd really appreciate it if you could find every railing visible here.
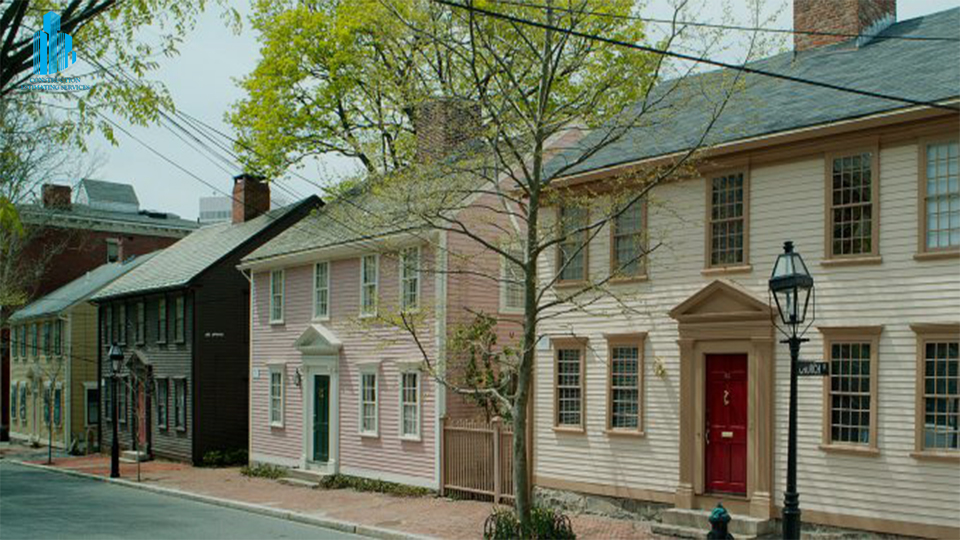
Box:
[440,416,514,503]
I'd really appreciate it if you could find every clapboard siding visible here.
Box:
[534,135,960,529]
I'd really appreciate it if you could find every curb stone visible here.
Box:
[8,460,435,540]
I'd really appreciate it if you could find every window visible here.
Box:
[11,383,17,424]
[85,385,100,427]
[136,302,145,344]
[156,379,168,429]
[707,173,748,268]
[19,325,26,358]
[827,151,878,259]
[106,238,120,263]
[912,324,959,455]
[400,371,420,439]
[19,383,26,421]
[501,244,526,313]
[611,197,647,278]
[174,378,186,429]
[269,367,284,427]
[555,342,585,430]
[158,297,167,344]
[103,379,112,422]
[313,262,330,319]
[43,383,51,425]
[270,270,284,323]
[556,205,588,283]
[607,336,645,432]
[53,320,62,356]
[360,370,378,435]
[118,377,128,424]
[400,247,420,312]
[360,255,378,317]
[919,139,959,253]
[105,307,112,345]
[42,321,51,356]
[174,296,185,343]
[119,304,128,345]
[821,327,881,451]
[54,385,62,426]
[31,323,38,358]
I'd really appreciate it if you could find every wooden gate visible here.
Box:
[440,417,514,503]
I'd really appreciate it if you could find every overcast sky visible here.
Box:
[85,0,958,220]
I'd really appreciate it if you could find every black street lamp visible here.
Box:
[769,241,815,540]
[108,343,124,479]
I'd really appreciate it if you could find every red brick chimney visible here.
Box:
[414,98,481,163]
[794,0,896,52]
[42,184,72,210]
[232,174,270,224]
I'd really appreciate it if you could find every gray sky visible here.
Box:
[88,0,958,220]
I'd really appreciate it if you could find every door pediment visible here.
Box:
[294,324,343,355]
[669,279,772,323]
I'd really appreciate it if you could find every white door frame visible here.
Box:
[301,354,339,475]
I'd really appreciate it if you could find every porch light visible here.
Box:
[109,343,124,374]
[769,241,813,327]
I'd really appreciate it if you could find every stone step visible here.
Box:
[277,477,319,489]
[661,508,776,537]
[286,468,324,483]
[652,522,763,540]
[120,450,150,463]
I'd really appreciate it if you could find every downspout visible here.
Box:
[433,230,448,490]
[240,268,253,465]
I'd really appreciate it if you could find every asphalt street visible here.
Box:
[0,461,363,540]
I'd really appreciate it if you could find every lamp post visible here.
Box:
[769,241,814,540]
[108,343,124,479]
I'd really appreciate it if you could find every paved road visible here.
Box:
[0,462,362,539]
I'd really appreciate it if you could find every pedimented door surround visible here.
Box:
[669,279,775,519]
[295,324,342,475]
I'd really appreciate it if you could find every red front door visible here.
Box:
[705,354,748,495]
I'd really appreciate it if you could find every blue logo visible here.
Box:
[32,12,77,75]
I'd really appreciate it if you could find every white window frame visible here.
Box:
[157,297,167,344]
[398,367,421,441]
[399,247,421,312]
[359,365,379,437]
[156,378,168,430]
[270,270,285,324]
[53,319,62,356]
[174,296,185,343]
[103,378,112,423]
[360,254,379,317]
[269,365,285,428]
[313,261,330,320]
[11,382,18,424]
[500,244,526,314]
[174,377,187,431]
[118,304,127,346]
[118,376,128,425]
[83,382,99,428]
[135,301,145,345]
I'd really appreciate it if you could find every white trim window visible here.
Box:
[174,296,185,343]
[118,304,127,345]
[118,377,128,425]
[136,301,145,345]
[399,370,421,440]
[313,262,330,320]
[269,366,285,427]
[359,369,379,436]
[156,378,168,429]
[19,383,26,421]
[103,379,112,422]
[157,297,167,344]
[270,270,285,324]
[400,247,420,312]
[500,244,525,313]
[53,320,62,356]
[174,378,186,430]
[360,255,378,317]
[11,383,18,424]
[84,384,99,427]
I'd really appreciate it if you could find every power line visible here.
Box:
[487,0,960,42]
[431,0,959,112]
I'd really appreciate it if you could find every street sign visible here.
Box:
[798,361,829,376]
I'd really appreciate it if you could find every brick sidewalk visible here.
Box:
[23,454,658,539]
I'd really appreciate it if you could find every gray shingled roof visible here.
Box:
[545,8,960,179]
[92,200,317,300]
[9,253,159,322]
[78,179,140,207]
[18,203,199,232]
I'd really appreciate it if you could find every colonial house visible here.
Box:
[89,175,320,464]
[531,3,958,539]
[7,254,157,451]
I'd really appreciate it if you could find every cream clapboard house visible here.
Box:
[532,3,959,538]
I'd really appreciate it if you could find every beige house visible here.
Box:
[533,3,958,538]
[8,255,157,451]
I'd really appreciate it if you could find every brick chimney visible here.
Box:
[232,174,270,224]
[794,0,896,52]
[414,98,481,163]
[42,184,72,210]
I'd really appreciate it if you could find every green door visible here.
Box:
[313,375,330,463]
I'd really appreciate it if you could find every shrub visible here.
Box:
[318,474,433,497]
[201,448,248,467]
[483,506,576,540]
[240,463,287,479]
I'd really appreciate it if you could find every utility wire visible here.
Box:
[430,0,959,112]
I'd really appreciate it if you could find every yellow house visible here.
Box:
[8,254,157,451]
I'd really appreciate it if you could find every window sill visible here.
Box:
[400,434,422,443]
[605,428,645,438]
[552,426,585,434]
[359,432,380,439]
[554,280,589,290]
[175,426,187,433]
[499,307,525,315]
[914,250,960,262]
[818,444,880,456]
[910,451,960,463]
[269,320,285,326]
[312,315,331,323]
[609,275,649,284]
[270,423,284,429]
[820,255,882,267]
[358,313,378,320]
[701,264,752,276]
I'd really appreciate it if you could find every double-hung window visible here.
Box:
[136,302,145,344]
[19,384,26,421]
[31,324,38,359]
[313,262,330,319]
[53,320,62,356]
[174,296,185,343]
[400,247,420,312]
[912,324,959,454]
[821,327,881,451]
[270,270,284,324]
[54,385,62,426]
[158,298,167,344]
[42,321,51,356]
[118,377,128,424]
[156,379,168,429]
[827,150,878,260]
[43,383,51,425]
[360,255,378,317]
[500,243,525,313]
[85,384,100,427]
[359,369,378,436]
[554,341,586,430]
[607,335,645,433]
[611,197,647,278]
[118,304,127,345]
[707,173,748,268]
[11,383,18,423]
[919,139,959,254]
[556,206,588,283]
[105,308,112,345]
[19,325,26,358]
[103,379,113,422]
[400,370,420,440]
[174,378,186,430]
[269,367,284,427]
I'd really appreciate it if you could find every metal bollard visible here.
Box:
[707,503,734,539]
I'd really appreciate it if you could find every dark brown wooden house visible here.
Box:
[90,175,320,464]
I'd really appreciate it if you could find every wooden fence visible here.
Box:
[440,417,514,503]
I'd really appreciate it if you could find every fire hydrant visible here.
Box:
[707,503,733,539]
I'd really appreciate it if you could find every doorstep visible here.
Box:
[653,507,777,539]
